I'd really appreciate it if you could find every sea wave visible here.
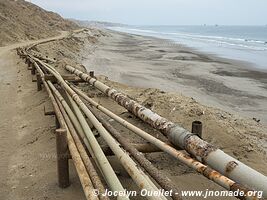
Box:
[111,26,267,51]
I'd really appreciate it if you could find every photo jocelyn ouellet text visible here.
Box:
[92,189,263,199]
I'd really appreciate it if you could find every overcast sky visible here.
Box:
[27,0,267,25]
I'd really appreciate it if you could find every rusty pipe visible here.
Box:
[100,143,162,156]
[65,91,129,198]
[61,88,168,200]
[31,56,126,196]
[31,59,126,199]
[57,113,99,200]
[39,61,167,200]
[90,107,183,200]
[46,82,126,198]
[65,65,267,197]
[72,102,168,200]
[81,109,169,200]
[33,65,98,200]
[53,87,110,200]
[70,84,261,200]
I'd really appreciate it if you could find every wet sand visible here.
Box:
[82,29,267,125]
[1,29,266,200]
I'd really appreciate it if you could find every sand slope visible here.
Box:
[14,28,266,199]
[0,0,79,46]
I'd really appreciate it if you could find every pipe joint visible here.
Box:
[168,126,190,149]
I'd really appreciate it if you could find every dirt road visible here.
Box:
[0,34,85,200]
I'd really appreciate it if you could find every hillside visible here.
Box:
[0,0,79,46]
[70,19,127,28]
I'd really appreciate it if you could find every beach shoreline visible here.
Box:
[81,28,267,125]
[1,1,266,199]
[1,28,266,200]
[107,28,267,73]
[109,26,267,70]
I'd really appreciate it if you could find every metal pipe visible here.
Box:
[64,92,104,169]
[63,122,99,200]
[67,95,167,200]
[46,82,126,198]
[53,87,109,200]
[40,62,169,200]
[33,64,98,200]
[90,107,183,200]
[70,84,261,200]
[89,71,95,78]
[65,91,127,197]
[30,57,128,194]
[29,50,56,63]
[191,121,202,138]
[32,60,130,199]
[100,143,162,156]
[65,65,267,197]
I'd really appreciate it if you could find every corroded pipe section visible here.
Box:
[32,63,98,200]
[46,82,126,198]
[90,107,183,200]
[63,123,99,200]
[64,66,267,198]
[41,61,168,200]
[52,85,110,200]
[70,85,263,200]
[100,143,162,156]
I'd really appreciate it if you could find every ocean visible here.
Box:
[110,25,267,69]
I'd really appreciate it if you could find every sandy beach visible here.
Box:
[1,1,267,199]
[82,29,267,125]
[1,27,266,200]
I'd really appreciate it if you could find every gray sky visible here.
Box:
[28,0,267,25]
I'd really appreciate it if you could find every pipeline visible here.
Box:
[29,50,56,63]
[70,83,262,200]
[49,83,109,200]
[100,143,162,156]
[90,107,183,200]
[19,48,264,199]
[71,98,168,200]
[65,65,267,197]
[30,57,125,191]
[45,81,127,199]
[57,113,99,200]
[35,59,169,200]
[32,62,98,200]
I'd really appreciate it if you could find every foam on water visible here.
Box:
[110,26,267,69]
